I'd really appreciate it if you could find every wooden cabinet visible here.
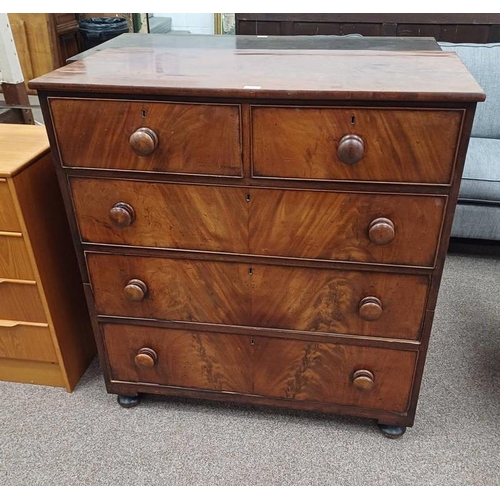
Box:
[30,35,484,436]
[8,14,82,94]
[0,125,95,391]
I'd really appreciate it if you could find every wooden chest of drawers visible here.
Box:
[31,35,485,437]
[0,124,95,390]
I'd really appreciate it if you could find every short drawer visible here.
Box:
[0,180,22,232]
[0,279,46,322]
[103,323,417,413]
[88,253,429,340]
[252,106,462,184]
[50,98,243,176]
[0,320,56,362]
[0,232,35,280]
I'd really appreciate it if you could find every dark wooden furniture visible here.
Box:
[30,35,484,437]
[8,14,82,95]
[235,14,500,43]
[0,124,95,390]
[0,82,34,125]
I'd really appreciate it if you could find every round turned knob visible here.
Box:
[134,347,157,368]
[368,218,395,246]
[109,202,135,228]
[359,296,383,321]
[337,134,364,165]
[130,127,158,156]
[123,279,148,302]
[352,369,375,391]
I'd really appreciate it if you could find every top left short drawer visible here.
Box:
[48,98,243,177]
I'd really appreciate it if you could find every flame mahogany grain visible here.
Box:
[71,177,445,267]
[103,323,417,412]
[87,252,429,340]
[251,106,462,184]
[50,98,243,177]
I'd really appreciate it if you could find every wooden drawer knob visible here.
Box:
[368,218,395,245]
[337,134,364,165]
[130,127,158,156]
[123,279,148,302]
[109,202,135,228]
[359,296,383,321]
[134,347,157,368]
[352,369,375,391]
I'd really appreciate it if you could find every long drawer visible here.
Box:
[103,323,417,413]
[49,98,243,177]
[252,106,462,184]
[87,253,429,339]
[72,178,446,267]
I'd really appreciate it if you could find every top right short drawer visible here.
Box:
[251,106,463,184]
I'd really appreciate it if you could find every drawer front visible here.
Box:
[249,189,446,267]
[252,106,462,184]
[71,178,249,253]
[104,324,417,412]
[88,253,429,339]
[0,280,46,322]
[50,98,243,176]
[0,181,22,232]
[0,321,57,362]
[73,179,444,267]
[0,233,35,280]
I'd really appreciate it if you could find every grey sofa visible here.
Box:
[439,42,500,241]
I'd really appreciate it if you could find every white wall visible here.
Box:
[153,13,214,34]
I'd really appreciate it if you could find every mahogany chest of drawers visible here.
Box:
[31,35,485,437]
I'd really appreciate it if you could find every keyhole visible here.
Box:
[248,268,253,275]
[250,339,255,346]
[351,115,356,125]
[246,193,251,202]
[142,109,147,118]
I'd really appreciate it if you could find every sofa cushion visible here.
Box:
[439,42,500,139]
[451,203,500,240]
[459,137,500,201]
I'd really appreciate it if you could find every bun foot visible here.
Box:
[117,394,141,408]
[377,423,406,439]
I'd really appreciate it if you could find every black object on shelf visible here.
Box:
[78,17,130,50]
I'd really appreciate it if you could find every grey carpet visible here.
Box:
[1,252,499,486]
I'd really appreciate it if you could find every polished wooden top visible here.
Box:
[30,34,485,102]
[66,34,443,61]
[0,124,49,177]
